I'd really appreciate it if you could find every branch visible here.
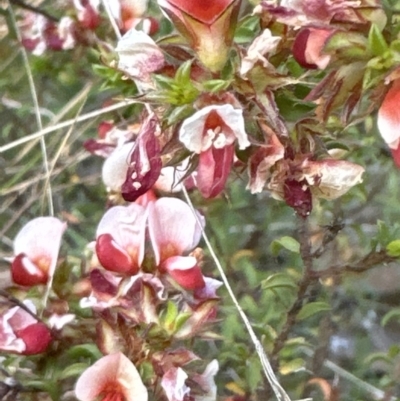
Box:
[9,0,59,22]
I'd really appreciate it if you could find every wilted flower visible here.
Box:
[161,360,218,401]
[116,28,165,89]
[10,217,67,286]
[73,0,101,29]
[157,0,241,72]
[0,301,52,355]
[121,116,163,202]
[240,29,281,76]
[377,79,400,167]
[179,104,250,198]
[292,27,334,69]
[75,352,148,401]
[256,0,365,27]
[21,14,76,55]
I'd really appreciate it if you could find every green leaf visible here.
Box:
[202,79,232,93]
[261,273,298,292]
[386,240,400,257]
[66,344,102,360]
[368,23,389,57]
[279,358,305,375]
[297,302,331,321]
[381,307,400,327]
[270,236,300,255]
[59,363,89,380]
[173,312,192,332]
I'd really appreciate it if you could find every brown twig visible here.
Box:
[270,216,318,370]
[9,0,59,22]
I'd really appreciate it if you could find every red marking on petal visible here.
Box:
[16,323,52,355]
[197,144,234,198]
[121,117,162,202]
[165,0,236,24]
[11,253,48,286]
[83,139,115,156]
[164,256,205,290]
[96,234,139,275]
[90,269,118,296]
[293,29,317,69]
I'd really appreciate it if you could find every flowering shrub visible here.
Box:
[3,0,400,401]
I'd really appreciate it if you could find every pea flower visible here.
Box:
[292,27,334,70]
[179,104,250,198]
[75,352,148,401]
[95,197,206,290]
[116,28,164,89]
[10,217,67,286]
[0,301,52,355]
[157,0,241,72]
[377,78,400,168]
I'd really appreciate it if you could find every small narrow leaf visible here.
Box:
[261,273,298,291]
[381,308,400,327]
[270,236,300,255]
[368,23,389,57]
[297,302,331,321]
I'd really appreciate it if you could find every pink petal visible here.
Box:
[194,277,223,300]
[148,198,204,265]
[163,256,205,290]
[293,27,333,70]
[378,79,400,149]
[197,144,234,198]
[161,367,190,401]
[179,105,249,153]
[116,29,164,82]
[96,203,147,269]
[75,352,148,401]
[102,142,135,191]
[192,360,219,401]
[13,217,66,284]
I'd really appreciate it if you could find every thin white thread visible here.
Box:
[182,187,292,401]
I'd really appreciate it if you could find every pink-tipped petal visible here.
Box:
[378,79,400,149]
[163,256,205,290]
[161,367,190,401]
[96,204,147,270]
[12,217,66,285]
[148,198,204,265]
[75,352,148,401]
[96,234,139,274]
[11,253,48,286]
[293,27,333,70]
[197,144,235,198]
[16,323,52,355]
